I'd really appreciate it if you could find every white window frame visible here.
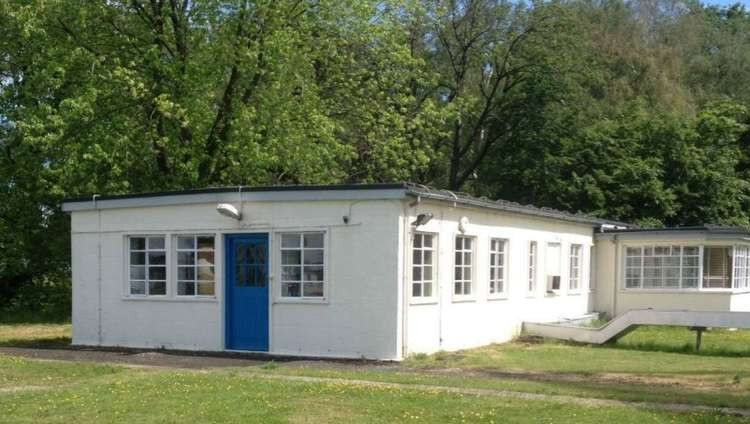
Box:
[527,241,537,296]
[126,235,168,297]
[568,244,582,293]
[174,234,217,297]
[277,231,327,301]
[453,235,475,300]
[411,232,437,302]
[488,238,508,299]
[733,245,750,290]
[588,245,596,292]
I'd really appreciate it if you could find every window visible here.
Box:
[625,246,700,289]
[280,232,325,298]
[412,233,435,298]
[703,246,732,289]
[546,242,562,292]
[589,246,596,291]
[454,236,473,296]
[528,241,537,293]
[489,238,507,296]
[176,235,215,296]
[734,246,750,289]
[569,244,582,291]
[128,236,166,296]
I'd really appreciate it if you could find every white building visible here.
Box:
[61,183,750,360]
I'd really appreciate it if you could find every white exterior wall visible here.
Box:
[593,234,750,316]
[402,200,595,355]
[70,199,402,360]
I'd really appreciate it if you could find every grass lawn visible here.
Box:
[0,355,743,423]
[2,323,750,422]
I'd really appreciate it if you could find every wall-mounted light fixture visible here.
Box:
[411,213,433,227]
[217,203,242,220]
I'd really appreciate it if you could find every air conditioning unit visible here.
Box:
[547,275,561,293]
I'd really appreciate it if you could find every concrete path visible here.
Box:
[2,346,749,418]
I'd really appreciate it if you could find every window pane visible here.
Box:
[413,234,422,248]
[464,266,471,280]
[282,282,301,297]
[148,237,165,250]
[197,236,214,250]
[282,234,301,248]
[177,236,194,250]
[455,238,462,250]
[130,237,146,251]
[178,281,195,296]
[423,250,432,265]
[177,251,194,266]
[413,249,421,265]
[197,251,214,266]
[197,282,214,296]
[304,266,324,282]
[463,282,471,295]
[303,233,324,248]
[423,266,432,281]
[455,252,462,266]
[148,251,166,265]
[149,266,166,281]
[303,282,324,297]
[412,283,421,297]
[282,266,301,281]
[178,266,195,280]
[413,266,422,281]
[130,281,146,295]
[454,267,462,280]
[423,282,432,297]
[282,250,301,265]
[304,249,324,265]
[149,280,166,295]
[454,282,462,294]
[423,235,433,248]
[130,266,146,280]
[197,266,214,281]
[130,252,146,265]
[463,252,471,265]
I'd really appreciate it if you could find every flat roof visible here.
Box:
[596,225,750,239]
[61,182,628,227]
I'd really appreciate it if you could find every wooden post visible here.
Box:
[690,326,707,352]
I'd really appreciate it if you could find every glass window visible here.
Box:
[412,234,436,298]
[703,247,732,289]
[176,235,215,296]
[454,236,473,296]
[528,241,537,293]
[489,238,507,296]
[280,232,325,298]
[624,245,701,290]
[129,236,166,296]
[569,244,582,291]
[734,246,750,289]
[589,246,596,291]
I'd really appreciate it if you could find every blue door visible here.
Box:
[225,234,269,351]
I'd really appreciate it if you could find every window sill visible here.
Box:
[487,295,509,301]
[409,299,439,306]
[121,296,218,302]
[545,291,560,297]
[451,297,476,303]
[274,298,329,305]
[620,289,732,294]
[567,291,582,296]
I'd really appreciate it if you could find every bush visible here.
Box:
[0,273,71,323]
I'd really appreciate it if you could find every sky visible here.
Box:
[703,0,750,6]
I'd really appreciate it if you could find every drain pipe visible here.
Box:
[93,194,103,345]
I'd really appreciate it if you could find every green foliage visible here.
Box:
[3,0,750,305]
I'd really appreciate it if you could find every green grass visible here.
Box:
[616,326,750,356]
[0,356,743,423]
[3,323,750,420]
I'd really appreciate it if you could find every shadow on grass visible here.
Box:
[0,336,72,348]
[609,341,750,358]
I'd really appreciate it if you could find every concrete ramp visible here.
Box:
[523,309,750,344]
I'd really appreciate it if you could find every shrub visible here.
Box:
[0,273,71,323]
